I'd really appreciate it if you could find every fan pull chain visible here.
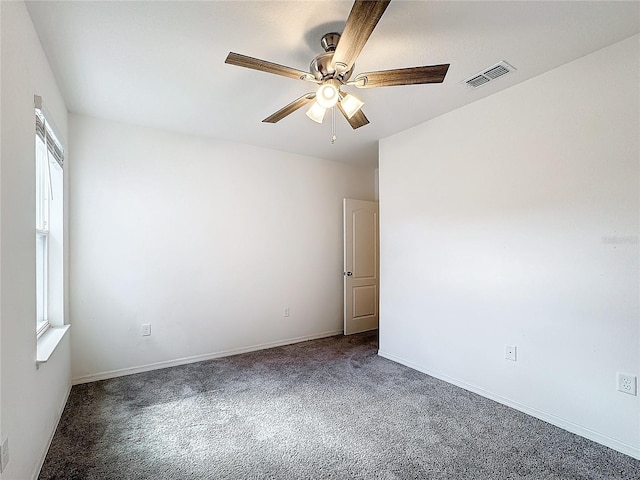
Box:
[331,106,337,144]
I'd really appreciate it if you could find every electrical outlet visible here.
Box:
[505,345,517,361]
[617,373,637,396]
[283,307,290,318]
[141,323,151,336]
[1,436,9,472]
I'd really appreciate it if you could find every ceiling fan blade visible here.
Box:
[226,52,314,82]
[262,93,316,123]
[352,64,450,88]
[332,0,391,75]
[337,102,370,129]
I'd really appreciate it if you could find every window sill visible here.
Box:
[36,325,70,365]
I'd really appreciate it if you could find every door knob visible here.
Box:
[345,271,353,276]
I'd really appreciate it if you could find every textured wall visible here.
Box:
[69,114,375,382]
[379,35,639,457]
[1,2,71,479]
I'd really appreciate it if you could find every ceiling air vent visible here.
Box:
[464,61,516,89]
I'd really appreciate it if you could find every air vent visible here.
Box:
[464,61,516,89]
[466,75,490,88]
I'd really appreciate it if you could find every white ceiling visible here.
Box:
[26,1,640,167]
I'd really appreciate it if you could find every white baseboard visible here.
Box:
[32,382,72,480]
[72,330,343,385]
[378,350,640,461]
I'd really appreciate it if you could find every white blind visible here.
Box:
[35,109,64,168]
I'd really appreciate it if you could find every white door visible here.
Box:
[343,199,379,335]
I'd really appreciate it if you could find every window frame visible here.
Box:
[35,106,64,338]
[36,229,49,337]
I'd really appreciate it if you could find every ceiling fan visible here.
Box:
[225,0,449,135]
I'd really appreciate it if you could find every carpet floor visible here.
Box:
[40,332,639,479]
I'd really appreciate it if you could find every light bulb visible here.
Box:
[316,83,339,109]
[306,101,327,123]
[339,93,364,119]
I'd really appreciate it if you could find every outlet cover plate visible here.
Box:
[141,323,151,336]
[505,345,517,361]
[617,373,637,396]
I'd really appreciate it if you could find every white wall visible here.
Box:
[69,114,375,382]
[379,35,639,458]
[0,2,71,479]
[0,2,3,475]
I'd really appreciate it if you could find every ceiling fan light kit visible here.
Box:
[225,0,450,142]
[339,92,365,119]
[316,80,340,109]
[306,102,328,124]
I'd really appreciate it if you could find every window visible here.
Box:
[35,100,64,338]
[35,133,49,335]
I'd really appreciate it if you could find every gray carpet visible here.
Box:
[40,332,639,479]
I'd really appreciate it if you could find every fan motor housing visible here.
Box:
[310,33,353,83]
